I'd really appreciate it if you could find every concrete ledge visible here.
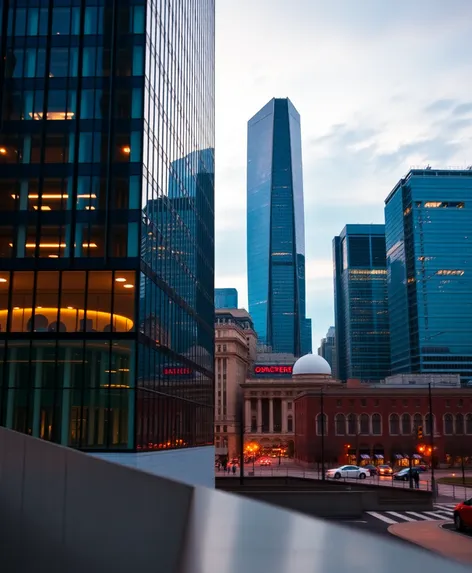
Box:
[388,521,472,565]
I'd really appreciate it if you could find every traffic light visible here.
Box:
[417,425,423,440]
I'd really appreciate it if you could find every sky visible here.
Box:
[214,0,472,349]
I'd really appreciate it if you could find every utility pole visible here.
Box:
[239,399,245,486]
[321,389,325,481]
[428,383,436,499]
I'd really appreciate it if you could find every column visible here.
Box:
[257,398,262,432]
[269,398,274,433]
[282,400,288,433]
[245,399,251,432]
[61,348,72,446]
[32,348,43,437]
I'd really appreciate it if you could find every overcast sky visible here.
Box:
[214,0,472,349]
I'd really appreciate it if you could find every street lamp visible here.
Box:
[428,383,436,500]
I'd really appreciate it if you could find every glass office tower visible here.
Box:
[333,225,390,382]
[214,288,238,309]
[0,1,215,484]
[247,98,311,357]
[385,169,472,383]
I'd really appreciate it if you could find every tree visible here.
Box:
[444,436,472,484]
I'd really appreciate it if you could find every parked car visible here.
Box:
[259,458,271,466]
[325,465,368,479]
[393,468,420,481]
[454,498,472,531]
[363,464,378,476]
[377,464,393,476]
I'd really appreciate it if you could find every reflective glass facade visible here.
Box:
[333,225,390,382]
[385,170,472,383]
[247,98,311,357]
[215,288,238,309]
[0,0,215,452]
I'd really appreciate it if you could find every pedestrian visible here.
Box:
[232,464,236,475]
[413,469,420,489]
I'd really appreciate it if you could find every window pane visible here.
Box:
[59,271,86,332]
[10,272,34,331]
[34,271,60,331]
[113,271,135,332]
[0,271,10,332]
[86,271,112,332]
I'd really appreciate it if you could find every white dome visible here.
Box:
[292,353,332,376]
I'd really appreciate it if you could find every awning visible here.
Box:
[360,454,370,460]
[413,454,421,459]
[395,454,404,459]
[375,454,384,459]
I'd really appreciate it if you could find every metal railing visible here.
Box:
[216,466,472,500]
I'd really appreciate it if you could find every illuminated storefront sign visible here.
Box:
[163,367,193,376]
[253,365,293,375]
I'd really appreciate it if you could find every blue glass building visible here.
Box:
[333,225,390,382]
[247,98,311,357]
[215,288,238,309]
[385,169,472,383]
[0,0,215,483]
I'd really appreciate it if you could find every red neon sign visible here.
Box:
[254,365,293,375]
[163,367,193,376]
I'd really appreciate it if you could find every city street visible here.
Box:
[217,461,472,500]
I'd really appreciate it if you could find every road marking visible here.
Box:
[366,511,398,524]
[423,511,452,519]
[435,504,456,511]
[405,511,433,520]
[386,511,416,522]
[431,511,453,520]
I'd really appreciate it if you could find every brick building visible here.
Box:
[293,355,472,468]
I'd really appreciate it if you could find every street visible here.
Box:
[217,460,472,501]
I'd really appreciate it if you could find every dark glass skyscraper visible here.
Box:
[333,225,390,382]
[215,288,238,309]
[247,98,311,357]
[0,1,215,485]
[385,169,472,383]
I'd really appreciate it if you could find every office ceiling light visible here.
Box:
[33,206,52,211]
[123,284,134,289]
[0,148,6,154]
[122,146,131,154]
[48,254,58,258]
[0,278,7,283]
[115,278,127,282]
[29,112,75,120]
[9,243,98,249]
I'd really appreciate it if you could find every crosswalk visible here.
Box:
[366,503,456,525]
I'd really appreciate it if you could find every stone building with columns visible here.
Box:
[214,309,257,459]
[241,353,333,455]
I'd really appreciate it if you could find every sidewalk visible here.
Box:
[388,520,472,565]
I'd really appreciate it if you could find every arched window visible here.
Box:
[347,413,357,435]
[401,413,411,435]
[456,413,464,435]
[466,414,472,435]
[372,413,381,435]
[287,416,293,433]
[389,414,400,435]
[443,414,454,435]
[425,413,435,435]
[335,413,345,435]
[359,414,370,435]
[413,413,423,432]
[317,414,327,436]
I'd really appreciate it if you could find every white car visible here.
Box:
[325,465,368,479]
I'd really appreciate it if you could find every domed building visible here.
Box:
[240,353,340,457]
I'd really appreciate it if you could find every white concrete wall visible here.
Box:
[92,446,215,489]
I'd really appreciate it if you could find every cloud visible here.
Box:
[452,103,472,116]
[425,99,456,113]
